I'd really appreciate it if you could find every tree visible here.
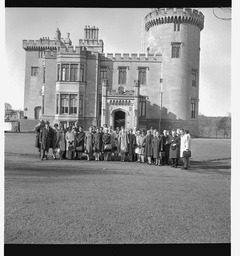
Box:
[5,102,12,110]
[216,116,231,138]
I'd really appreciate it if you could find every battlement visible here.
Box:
[22,38,63,50]
[144,8,204,31]
[57,46,87,55]
[100,52,162,62]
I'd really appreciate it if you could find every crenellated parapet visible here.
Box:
[144,8,204,32]
[100,52,162,62]
[57,46,87,55]
[22,38,64,51]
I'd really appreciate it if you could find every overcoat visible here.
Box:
[93,132,102,152]
[128,133,136,155]
[119,132,129,153]
[75,131,85,152]
[40,126,54,151]
[102,133,112,151]
[169,135,180,159]
[144,135,153,157]
[34,124,42,148]
[138,135,146,155]
[65,130,76,151]
[180,134,191,158]
[162,135,170,157]
[56,130,65,151]
[51,128,58,150]
[85,132,94,154]
[152,136,163,159]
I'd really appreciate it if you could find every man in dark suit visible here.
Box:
[161,130,170,165]
[40,120,54,160]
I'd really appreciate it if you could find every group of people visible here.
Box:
[35,120,191,170]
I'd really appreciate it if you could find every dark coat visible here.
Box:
[34,124,42,148]
[128,133,136,155]
[40,126,54,151]
[162,135,170,157]
[152,136,163,159]
[51,128,58,149]
[169,135,180,159]
[102,133,111,151]
[75,131,85,152]
[93,132,102,152]
[144,135,153,157]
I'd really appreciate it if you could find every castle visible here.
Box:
[23,8,204,136]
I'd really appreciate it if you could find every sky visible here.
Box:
[4,7,231,117]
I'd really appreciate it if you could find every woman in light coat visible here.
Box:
[65,126,76,160]
[85,126,94,161]
[119,127,129,162]
[180,129,191,169]
[56,124,66,160]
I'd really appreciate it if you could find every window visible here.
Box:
[138,68,147,85]
[57,64,61,81]
[80,64,84,82]
[31,67,39,76]
[191,99,196,119]
[118,67,127,85]
[99,94,102,116]
[139,97,146,117]
[61,64,69,81]
[171,43,181,58]
[60,94,69,114]
[42,95,44,114]
[71,64,79,82]
[70,94,77,114]
[79,94,83,116]
[56,94,59,114]
[192,69,197,87]
[100,67,107,84]
[43,66,45,83]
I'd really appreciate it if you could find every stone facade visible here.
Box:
[23,9,204,136]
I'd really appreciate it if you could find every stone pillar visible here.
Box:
[101,79,107,126]
[133,80,140,128]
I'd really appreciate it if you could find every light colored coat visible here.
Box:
[180,134,191,157]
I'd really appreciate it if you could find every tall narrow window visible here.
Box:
[99,94,102,116]
[192,69,197,87]
[79,94,83,116]
[42,95,45,114]
[191,99,196,119]
[31,67,39,76]
[70,94,77,114]
[177,19,181,31]
[56,94,59,114]
[80,64,84,82]
[57,64,61,81]
[100,67,107,84]
[43,66,45,83]
[171,43,181,58]
[174,18,177,31]
[60,94,69,114]
[138,68,147,85]
[118,67,127,85]
[70,64,78,81]
[61,64,69,81]
[139,97,146,117]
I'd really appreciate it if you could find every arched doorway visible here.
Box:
[114,110,125,130]
[34,106,41,119]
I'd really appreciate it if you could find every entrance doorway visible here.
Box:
[34,106,41,119]
[114,110,125,130]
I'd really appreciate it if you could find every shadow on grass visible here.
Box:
[188,160,231,175]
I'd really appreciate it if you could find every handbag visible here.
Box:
[75,145,84,152]
[183,150,191,157]
[68,145,75,151]
[135,147,140,154]
[159,151,165,157]
[104,144,112,151]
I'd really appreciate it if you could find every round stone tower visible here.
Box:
[143,8,204,136]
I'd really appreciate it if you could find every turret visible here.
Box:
[142,8,205,136]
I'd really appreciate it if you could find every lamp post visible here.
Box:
[159,78,163,132]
